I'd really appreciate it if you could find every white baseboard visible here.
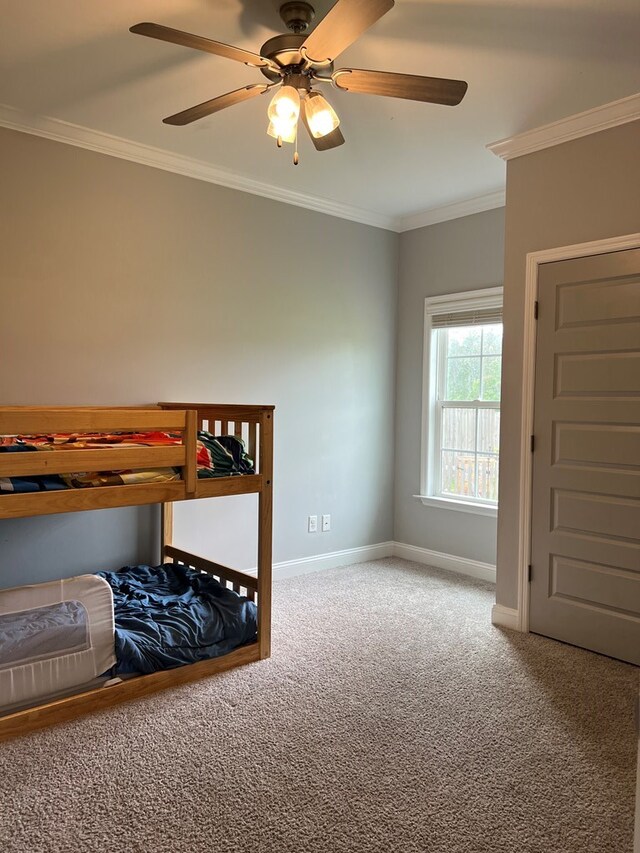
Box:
[246,541,396,581]
[393,541,496,583]
[248,539,499,585]
[491,604,521,631]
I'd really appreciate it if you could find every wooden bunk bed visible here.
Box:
[0,402,273,741]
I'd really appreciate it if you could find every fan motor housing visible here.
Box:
[259,34,334,82]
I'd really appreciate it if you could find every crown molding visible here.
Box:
[487,92,640,161]
[0,104,395,231]
[396,189,505,232]
[0,103,509,232]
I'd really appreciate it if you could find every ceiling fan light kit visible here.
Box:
[267,84,303,152]
[304,92,340,139]
[130,0,468,166]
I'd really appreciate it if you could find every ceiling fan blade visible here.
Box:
[301,0,395,65]
[332,69,468,105]
[301,97,345,151]
[130,22,274,69]
[163,85,269,126]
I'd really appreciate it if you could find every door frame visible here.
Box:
[515,231,640,632]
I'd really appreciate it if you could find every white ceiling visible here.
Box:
[1,0,639,222]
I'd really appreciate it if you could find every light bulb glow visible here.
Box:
[304,93,340,138]
[267,86,300,126]
[267,119,296,144]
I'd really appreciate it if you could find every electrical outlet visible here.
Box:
[308,515,318,533]
[321,514,331,532]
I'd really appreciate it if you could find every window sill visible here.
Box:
[413,495,498,518]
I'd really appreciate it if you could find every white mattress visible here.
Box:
[0,574,116,712]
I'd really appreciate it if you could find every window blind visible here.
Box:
[430,306,503,329]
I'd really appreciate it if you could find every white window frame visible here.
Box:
[416,286,503,518]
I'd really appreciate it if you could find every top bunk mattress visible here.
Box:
[0,574,116,713]
[0,430,254,494]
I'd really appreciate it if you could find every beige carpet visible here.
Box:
[0,558,638,853]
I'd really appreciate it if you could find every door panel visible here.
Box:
[553,490,639,541]
[557,277,640,327]
[556,351,640,396]
[553,422,640,469]
[529,248,640,664]
[550,555,640,616]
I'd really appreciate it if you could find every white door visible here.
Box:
[529,248,640,665]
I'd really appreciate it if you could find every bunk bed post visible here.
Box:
[183,409,198,496]
[161,502,173,563]
[257,409,273,659]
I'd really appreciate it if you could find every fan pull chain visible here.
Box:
[293,122,299,166]
[277,135,283,148]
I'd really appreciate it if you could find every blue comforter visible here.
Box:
[98,564,257,675]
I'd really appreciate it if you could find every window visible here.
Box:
[419,287,503,516]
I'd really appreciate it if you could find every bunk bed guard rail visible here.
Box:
[0,404,274,519]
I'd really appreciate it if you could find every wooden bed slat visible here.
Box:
[0,475,263,520]
[248,422,257,465]
[0,482,186,519]
[159,402,273,424]
[0,409,187,436]
[0,446,185,478]
[196,475,262,499]
[164,546,258,591]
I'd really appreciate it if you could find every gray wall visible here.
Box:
[0,126,399,588]
[496,120,640,610]
[394,208,505,565]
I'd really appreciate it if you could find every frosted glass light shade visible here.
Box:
[267,86,300,126]
[304,93,340,138]
[267,120,297,143]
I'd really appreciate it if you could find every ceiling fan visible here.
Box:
[130,0,468,164]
